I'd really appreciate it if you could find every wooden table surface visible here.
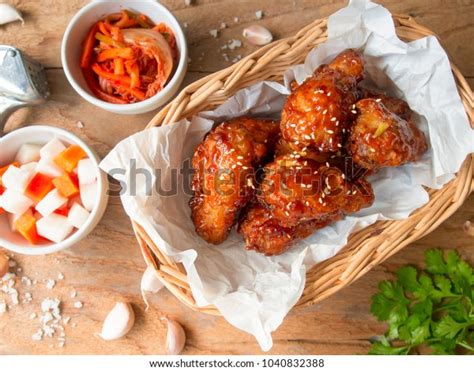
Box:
[0,0,472,355]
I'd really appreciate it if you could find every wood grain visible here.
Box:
[0,0,472,355]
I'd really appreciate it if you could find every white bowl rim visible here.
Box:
[61,0,188,113]
[0,125,109,255]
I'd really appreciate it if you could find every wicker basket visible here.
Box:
[132,15,474,316]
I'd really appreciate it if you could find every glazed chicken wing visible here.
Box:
[190,117,279,244]
[347,98,427,170]
[238,203,342,256]
[257,155,374,227]
[281,49,364,152]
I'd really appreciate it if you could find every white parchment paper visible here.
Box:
[100,0,474,351]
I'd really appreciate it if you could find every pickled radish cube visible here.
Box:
[37,214,73,243]
[40,138,66,160]
[8,209,33,232]
[0,189,34,215]
[2,164,35,192]
[25,173,54,202]
[36,157,64,178]
[16,144,41,164]
[15,213,40,245]
[80,181,97,211]
[68,203,90,229]
[35,189,68,217]
[77,159,96,185]
[21,162,38,173]
[54,145,87,173]
[53,173,79,198]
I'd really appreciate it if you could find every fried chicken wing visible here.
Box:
[281,49,364,152]
[238,203,342,256]
[190,117,280,244]
[257,155,374,227]
[347,98,427,170]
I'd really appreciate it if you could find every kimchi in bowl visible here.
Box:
[61,0,188,115]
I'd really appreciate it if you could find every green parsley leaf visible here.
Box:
[369,249,474,355]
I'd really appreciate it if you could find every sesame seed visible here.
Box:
[305,201,310,206]
[337,143,342,148]
[370,148,376,153]
[285,211,290,216]
[375,98,382,102]
[318,197,323,203]
[327,130,334,134]
[231,164,236,169]
[330,117,337,122]
[237,155,244,160]
[237,161,243,166]
[322,109,328,115]
[351,110,357,114]
[242,166,249,169]
[304,135,311,140]
[327,92,331,97]
[352,104,356,109]
[326,162,330,167]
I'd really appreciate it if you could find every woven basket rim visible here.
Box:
[133,14,474,316]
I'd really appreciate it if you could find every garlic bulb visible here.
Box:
[0,254,8,278]
[163,317,186,355]
[242,25,273,46]
[0,4,23,26]
[141,267,164,310]
[99,302,135,340]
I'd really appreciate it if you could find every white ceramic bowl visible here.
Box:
[0,126,109,255]
[61,0,188,115]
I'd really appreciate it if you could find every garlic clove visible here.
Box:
[242,25,273,46]
[0,4,24,26]
[163,317,186,355]
[0,254,8,278]
[99,302,135,341]
[141,266,164,310]
[462,220,474,236]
